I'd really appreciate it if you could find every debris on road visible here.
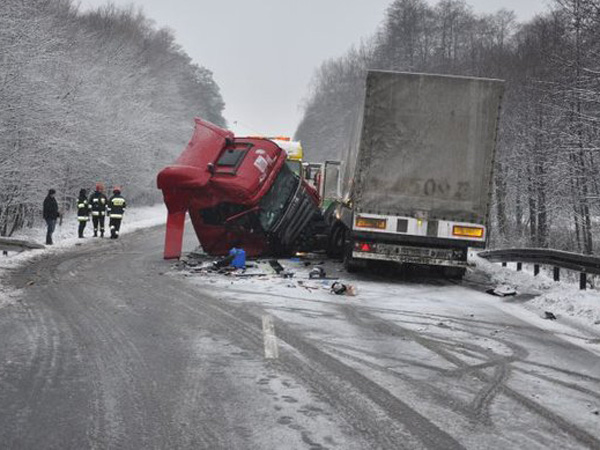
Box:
[297,280,320,292]
[174,249,358,296]
[486,285,517,297]
[544,311,557,320]
[309,266,326,279]
[268,260,285,274]
[330,282,356,296]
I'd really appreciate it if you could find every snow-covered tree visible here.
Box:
[0,0,226,236]
[295,0,600,253]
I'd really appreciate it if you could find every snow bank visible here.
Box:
[473,254,600,331]
[0,204,167,308]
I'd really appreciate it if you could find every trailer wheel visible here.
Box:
[343,239,361,273]
[343,253,358,273]
[326,224,345,259]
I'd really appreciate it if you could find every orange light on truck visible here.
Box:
[453,225,484,238]
[355,216,387,230]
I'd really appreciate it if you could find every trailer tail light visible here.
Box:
[355,216,387,230]
[354,242,373,252]
[453,225,485,238]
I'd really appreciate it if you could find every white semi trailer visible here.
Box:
[328,70,504,277]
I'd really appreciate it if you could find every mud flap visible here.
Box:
[164,211,186,259]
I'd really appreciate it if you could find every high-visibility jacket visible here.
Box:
[89,191,108,216]
[77,197,90,221]
[108,194,126,218]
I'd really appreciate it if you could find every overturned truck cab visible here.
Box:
[157,119,322,259]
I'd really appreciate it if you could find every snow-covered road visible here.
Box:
[177,257,600,449]
[1,224,599,449]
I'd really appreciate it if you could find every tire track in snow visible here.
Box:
[4,237,197,449]
[168,288,466,450]
[340,304,600,449]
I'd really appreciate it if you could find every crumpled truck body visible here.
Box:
[157,118,322,259]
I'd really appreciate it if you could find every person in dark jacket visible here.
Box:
[108,187,126,239]
[89,183,108,237]
[43,189,60,245]
[77,189,90,238]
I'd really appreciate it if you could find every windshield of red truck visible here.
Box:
[259,164,299,231]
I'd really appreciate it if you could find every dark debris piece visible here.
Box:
[269,260,285,274]
[331,282,347,295]
[486,286,517,297]
[309,266,326,279]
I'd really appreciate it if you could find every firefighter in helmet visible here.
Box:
[77,189,90,238]
[108,187,126,239]
[89,182,108,237]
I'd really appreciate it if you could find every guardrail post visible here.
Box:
[516,262,522,271]
[534,264,540,276]
[553,267,560,282]
[580,272,587,290]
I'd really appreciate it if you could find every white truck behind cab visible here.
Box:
[328,70,504,277]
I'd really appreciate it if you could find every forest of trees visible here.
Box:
[0,0,225,236]
[296,0,600,254]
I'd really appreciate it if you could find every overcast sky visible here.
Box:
[77,0,548,137]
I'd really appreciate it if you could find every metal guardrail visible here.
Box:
[478,248,600,290]
[0,237,45,253]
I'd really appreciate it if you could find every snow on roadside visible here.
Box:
[0,203,167,308]
[473,254,600,332]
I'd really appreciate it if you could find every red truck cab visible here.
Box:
[157,119,321,259]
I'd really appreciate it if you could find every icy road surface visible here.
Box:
[1,226,600,449]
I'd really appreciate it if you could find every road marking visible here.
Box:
[262,315,279,359]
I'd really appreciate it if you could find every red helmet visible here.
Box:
[95,182,104,192]
[113,186,122,193]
